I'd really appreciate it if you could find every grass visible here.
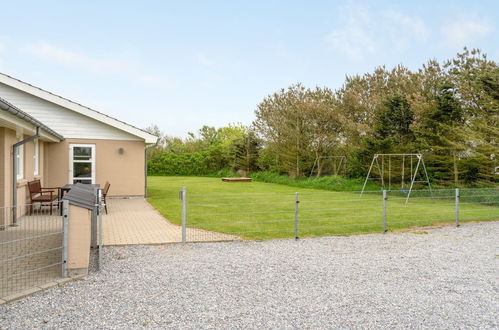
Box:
[147,176,499,240]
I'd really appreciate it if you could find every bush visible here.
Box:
[215,168,235,177]
[147,151,238,177]
[249,171,379,191]
[148,151,214,176]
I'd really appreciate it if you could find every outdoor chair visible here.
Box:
[27,180,60,215]
[102,181,111,214]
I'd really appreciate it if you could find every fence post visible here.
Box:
[62,200,69,278]
[382,190,388,233]
[455,188,460,227]
[294,192,299,240]
[181,186,186,243]
[97,189,103,271]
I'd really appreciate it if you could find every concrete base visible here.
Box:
[0,277,78,305]
[68,268,88,277]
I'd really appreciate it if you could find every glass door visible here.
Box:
[69,144,95,184]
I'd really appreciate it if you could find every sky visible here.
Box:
[0,1,498,137]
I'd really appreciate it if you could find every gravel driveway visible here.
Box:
[1,222,498,329]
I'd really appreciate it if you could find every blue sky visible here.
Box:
[0,1,497,137]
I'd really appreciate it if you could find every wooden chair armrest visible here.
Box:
[39,191,55,198]
[40,190,56,194]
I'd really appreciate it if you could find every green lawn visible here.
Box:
[147,176,499,240]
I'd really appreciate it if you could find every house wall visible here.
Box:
[46,139,145,196]
[0,82,141,141]
[0,131,145,219]
[1,80,151,201]
[0,127,47,224]
[0,128,17,215]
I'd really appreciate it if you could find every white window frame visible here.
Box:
[33,139,40,176]
[69,144,96,184]
[15,144,24,180]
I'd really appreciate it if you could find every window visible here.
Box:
[69,144,95,184]
[15,144,24,180]
[33,139,39,176]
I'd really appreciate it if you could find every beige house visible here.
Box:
[0,72,157,215]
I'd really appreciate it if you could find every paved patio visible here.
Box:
[102,198,238,245]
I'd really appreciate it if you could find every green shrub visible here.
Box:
[249,171,379,191]
[215,168,235,177]
[148,151,214,176]
[147,151,237,177]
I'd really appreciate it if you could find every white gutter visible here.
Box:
[11,127,40,226]
[144,137,161,198]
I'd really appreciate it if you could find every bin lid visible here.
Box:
[62,183,99,210]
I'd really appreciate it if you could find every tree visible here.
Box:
[415,83,466,184]
[229,130,261,174]
[445,49,499,183]
[376,95,414,147]
[254,84,347,177]
[352,95,416,180]
[147,48,498,185]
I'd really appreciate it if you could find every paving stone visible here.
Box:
[103,198,238,245]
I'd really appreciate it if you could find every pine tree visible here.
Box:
[416,83,466,184]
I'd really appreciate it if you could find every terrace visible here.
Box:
[0,210,64,301]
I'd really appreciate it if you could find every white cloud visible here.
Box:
[23,41,174,91]
[324,3,376,60]
[441,19,492,46]
[325,3,431,59]
[326,28,376,60]
[383,10,429,42]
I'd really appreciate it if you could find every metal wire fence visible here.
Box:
[179,187,499,242]
[0,201,66,299]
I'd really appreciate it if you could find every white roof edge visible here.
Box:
[0,72,158,144]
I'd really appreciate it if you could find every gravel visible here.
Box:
[1,222,498,329]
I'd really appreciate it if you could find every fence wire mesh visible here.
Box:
[0,201,65,299]
[181,188,498,242]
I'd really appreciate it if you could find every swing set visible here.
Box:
[360,153,433,204]
[308,156,346,180]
